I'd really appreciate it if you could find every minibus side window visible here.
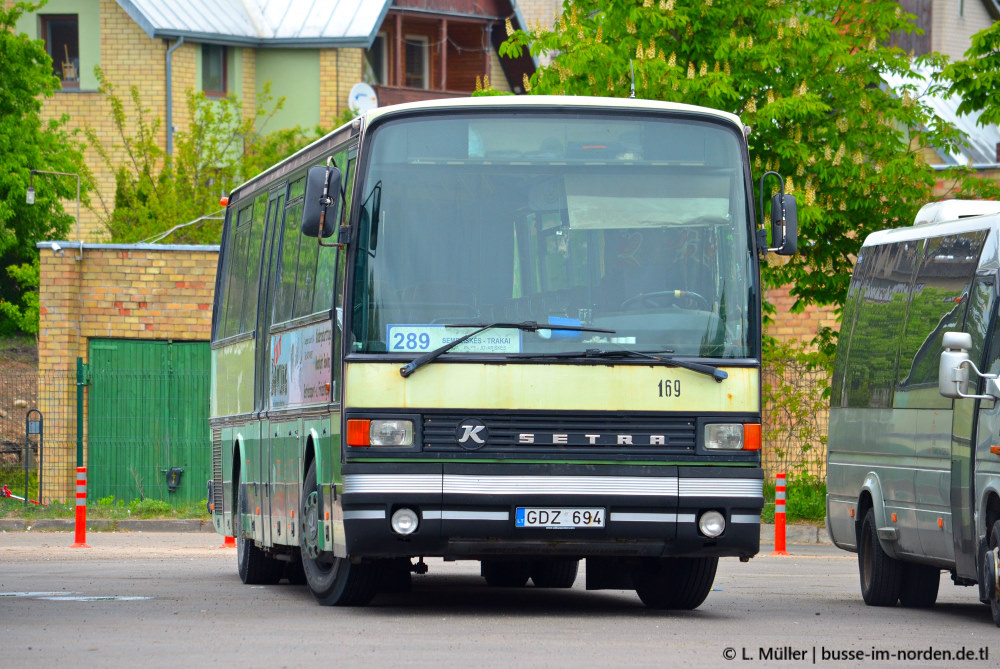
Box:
[895,231,987,409]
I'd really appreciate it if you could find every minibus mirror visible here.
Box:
[301,164,342,238]
[939,332,973,398]
[772,193,797,256]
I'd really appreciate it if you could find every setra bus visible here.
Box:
[208,95,797,607]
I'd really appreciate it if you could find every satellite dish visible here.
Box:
[349,83,378,114]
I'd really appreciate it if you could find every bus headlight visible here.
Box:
[370,419,413,446]
[705,424,744,450]
[704,423,761,451]
[698,510,726,538]
[347,419,414,447]
[391,508,419,535]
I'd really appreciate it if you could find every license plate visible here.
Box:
[515,507,605,528]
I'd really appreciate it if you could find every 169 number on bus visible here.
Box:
[658,379,681,397]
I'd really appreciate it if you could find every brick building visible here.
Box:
[24,0,536,502]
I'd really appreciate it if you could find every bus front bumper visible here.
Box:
[338,463,763,560]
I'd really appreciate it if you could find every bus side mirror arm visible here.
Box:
[939,331,1000,400]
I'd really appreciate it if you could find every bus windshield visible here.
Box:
[350,111,755,359]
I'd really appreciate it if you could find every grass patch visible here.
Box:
[1,494,209,520]
[761,479,826,524]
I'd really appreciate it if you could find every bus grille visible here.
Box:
[211,428,223,512]
[422,412,696,455]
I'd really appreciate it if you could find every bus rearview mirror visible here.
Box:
[771,193,797,256]
[939,332,973,398]
[301,164,342,239]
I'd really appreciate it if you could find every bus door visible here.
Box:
[959,272,999,579]
[255,186,286,546]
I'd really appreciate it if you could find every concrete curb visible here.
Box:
[0,518,829,542]
[0,518,216,532]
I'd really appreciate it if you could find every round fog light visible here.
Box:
[698,510,726,538]
[391,508,419,535]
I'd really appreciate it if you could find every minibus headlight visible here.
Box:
[370,419,413,447]
[705,424,744,450]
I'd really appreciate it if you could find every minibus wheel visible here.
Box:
[987,520,1000,627]
[858,508,901,606]
[299,460,378,606]
[632,556,718,609]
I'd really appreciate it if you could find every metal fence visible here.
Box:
[0,369,77,505]
[762,357,830,484]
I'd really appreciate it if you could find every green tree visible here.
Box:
[502,0,1000,322]
[85,68,345,244]
[0,0,86,334]
[942,21,1000,125]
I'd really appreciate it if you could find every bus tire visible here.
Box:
[633,556,718,610]
[858,508,901,606]
[481,559,531,587]
[300,460,378,606]
[236,474,283,585]
[530,558,579,588]
[987,520,1000,627]
[898,562,939,607]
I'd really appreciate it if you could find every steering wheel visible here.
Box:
[621,290,710,311]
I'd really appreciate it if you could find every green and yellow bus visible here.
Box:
[209,95,797,608]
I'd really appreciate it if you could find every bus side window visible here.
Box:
[844,243,913,409]
[830,247,871,408]
[895,231,987,409]
[220,203,256,338]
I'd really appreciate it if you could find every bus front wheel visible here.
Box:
[299,461,378,606]
[632,556,718,609]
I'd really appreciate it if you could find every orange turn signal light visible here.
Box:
[220,196,229,207]
[347,419,371,447]
[743,423,762,450]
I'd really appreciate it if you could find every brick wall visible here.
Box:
[320,48,364,128]
[764,285,840,346]
[37,244,218,501]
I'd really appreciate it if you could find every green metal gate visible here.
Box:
[88,339,210,505]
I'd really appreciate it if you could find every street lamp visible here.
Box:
[27,168,82,259]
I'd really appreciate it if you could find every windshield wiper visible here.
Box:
[399,321,615,378]
[518,348,728,382]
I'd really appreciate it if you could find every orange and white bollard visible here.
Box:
[71,466,90,548]
[770,472,789,556]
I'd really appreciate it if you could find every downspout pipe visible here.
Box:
[165,36,185,156]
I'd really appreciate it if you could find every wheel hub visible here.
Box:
[303,490,321,559]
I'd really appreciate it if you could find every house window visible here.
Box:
[202,44,227,97]
[405,35,429,89]
[364,33,387,85]
[41,15,79,88]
